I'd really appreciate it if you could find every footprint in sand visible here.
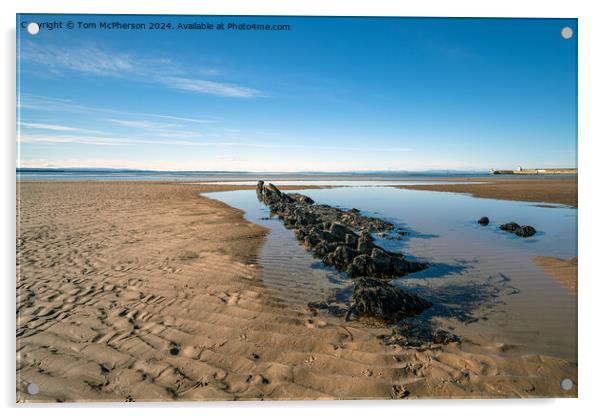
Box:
[227,292,240,305]
[246,374,270,386]
[304,355,316,366]
[217,291,241,305]
[304,318,326,329]
[391,384,410,399]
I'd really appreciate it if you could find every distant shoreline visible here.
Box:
[490,168,577,175]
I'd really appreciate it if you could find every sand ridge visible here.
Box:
[532,256,578,293]
[395,177,577,207]
[16,182,577,402]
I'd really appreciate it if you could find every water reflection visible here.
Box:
[205,186,577,360]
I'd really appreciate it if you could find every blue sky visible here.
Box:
[17,15,577,171]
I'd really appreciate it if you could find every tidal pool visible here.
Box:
[205,185,577,361]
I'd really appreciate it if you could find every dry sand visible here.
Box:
[532,256,578,293]
[16,181,577,402]
[395,177,577,207]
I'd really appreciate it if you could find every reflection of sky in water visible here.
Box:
[302,187,576,259]
[206,186,577,360]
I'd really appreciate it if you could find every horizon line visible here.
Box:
[16,167,577,174]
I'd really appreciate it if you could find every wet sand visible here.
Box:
[532,256,578,293]
[395,177,577,207]
[16,181,576,401]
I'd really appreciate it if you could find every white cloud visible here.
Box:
[106,118,175,130]
[153,114,219,124]
[18,134,132,146]
[159,76,260,98]
[20,122,80,131]
[18,94,221,126]
[21,43,134,76]
[20,42,261,98]
[17,133,271,148]
[20,121,105,135]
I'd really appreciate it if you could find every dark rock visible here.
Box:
[432,329,461,344]
[344,232,359,247]
[477,217,489,226]
[356,230,374,254]
[500,222,537,238]
[350,278,432,322]
[312,241,338,258]
[255,181,428,279]
[329,222,354,240]
[288,193,314,205]
[324,245,358,270]
[347,248,427,279]
[515,225,536,238]
[499,222,520,232]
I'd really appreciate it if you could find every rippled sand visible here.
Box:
[16,182,576,402]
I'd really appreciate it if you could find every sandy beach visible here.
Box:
[395,177,577,208]
[532,257,578,293]
[16,181,577,402]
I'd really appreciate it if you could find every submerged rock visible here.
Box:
[349,278,432,323]
[478,216,489,226]
[380,326,460,347]
[256,181,428,279]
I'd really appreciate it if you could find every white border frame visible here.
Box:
[3,1,600,415]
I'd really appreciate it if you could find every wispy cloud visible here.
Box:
[159,76,260,98]
[18,95,234,144]
[20,42,261,98]
[18,132,411,154]
[153,114,219,124]
[18,134,131,146]
[19,94,221,124]
[17,133,270,148]
[21,43,134,76]
[20,122,80,132]
[105,117,215,139]
[20,121,105,135]
[105,118,175,130]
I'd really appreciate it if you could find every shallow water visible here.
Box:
[205,186,577,361]
[16,171,489,182]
